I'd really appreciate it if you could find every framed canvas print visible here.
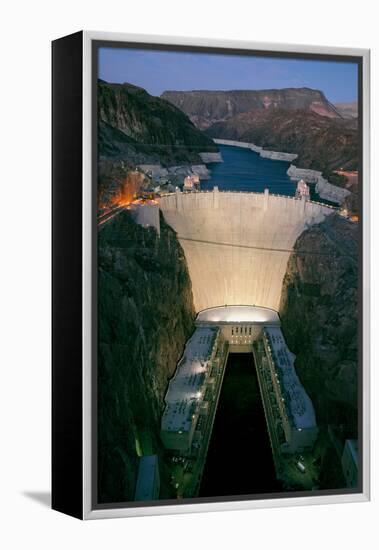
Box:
[52,31,370,519]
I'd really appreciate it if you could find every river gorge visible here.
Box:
[97,78,359,505]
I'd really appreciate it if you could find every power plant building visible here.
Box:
[160,327,221,453]
[161,307,318,458]
[159,304,319,492]
[196,305,280,352]
[260,327,318,454]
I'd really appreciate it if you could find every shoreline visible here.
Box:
[137,160,213,181]
[137,151,223,182]
[287,165,351,204]
[213,138,351,205]
[213,138,298,162]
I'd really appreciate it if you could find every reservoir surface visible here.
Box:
[203,144,326,202]
[199,353,281,498]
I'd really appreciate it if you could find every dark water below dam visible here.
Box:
[202,144,327,203]
[199,353,281,498]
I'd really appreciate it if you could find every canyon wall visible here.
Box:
[335,101,358,119]
[136,162,212,181]
[206,108,358,176]
[98,79,218,166]
[279,214,358,487]
[98,211,195,503]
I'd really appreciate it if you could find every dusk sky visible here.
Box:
[98,47,358,103]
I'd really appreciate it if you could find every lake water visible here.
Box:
[202,144,325,202]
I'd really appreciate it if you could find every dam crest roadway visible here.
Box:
[158,187,335,312]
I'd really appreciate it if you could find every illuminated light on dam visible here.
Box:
[196,305,280,325]
[158,188,335,313]
[196,305,280,352]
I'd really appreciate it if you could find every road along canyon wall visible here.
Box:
[159,189,335,313]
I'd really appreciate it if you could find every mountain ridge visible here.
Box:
[206,107,358,174]
[98,79,218,165]
[335,101,358,119]
[161,87,342,129]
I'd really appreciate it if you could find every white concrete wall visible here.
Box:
[130,203,160,236]
[159,189,334,312]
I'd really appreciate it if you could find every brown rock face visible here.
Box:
[280,214,358,426]
[98,211,195,503]
[161,88,341,129]
[206,108,358,174]
[335,102,358,119]
[279,214,358,487]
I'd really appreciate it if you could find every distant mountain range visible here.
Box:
[161,88,358,174]
[161,88,343,129]
[206,108,358,174]
[98,81,359,189]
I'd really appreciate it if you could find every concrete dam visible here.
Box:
[158,188,335,312]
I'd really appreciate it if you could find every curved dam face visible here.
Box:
[159,189,334,312]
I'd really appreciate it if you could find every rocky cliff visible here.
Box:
[98,79,218,166]
[206,108,358,175]
[161,87,341,129]
[98,211,195,503]
[279,214,358,487]
[335,101,358,119]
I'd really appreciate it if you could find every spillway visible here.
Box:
[159,188,334,312]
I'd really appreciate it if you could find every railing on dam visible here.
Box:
[158,189,338,211]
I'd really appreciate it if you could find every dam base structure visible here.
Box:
[160,305,320,496]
